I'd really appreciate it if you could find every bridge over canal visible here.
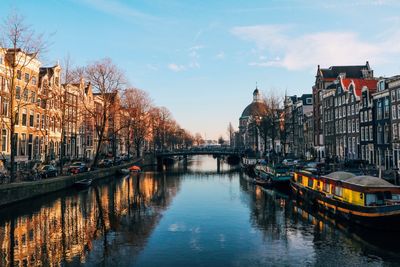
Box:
[155,148,241,171]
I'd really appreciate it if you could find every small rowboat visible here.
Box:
[129,165,141,172]
[74,178,93,189]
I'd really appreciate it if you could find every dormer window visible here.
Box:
[378,80,385,92]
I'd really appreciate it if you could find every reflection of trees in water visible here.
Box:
[0,172,181,266]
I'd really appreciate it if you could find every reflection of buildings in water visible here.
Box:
[0,172,181,266]
[239,175,291,242]
[292,200,400,264]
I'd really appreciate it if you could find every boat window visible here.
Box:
[323,182,330,193]
[298,175,302,183]
[384,191,392,200]
[334,186,343,197]
[376,192,384,205]
[308,178,313,188]
[392,194,400,200]
[366,194,378,206]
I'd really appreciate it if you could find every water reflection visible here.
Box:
[240,174,400,266]
[1,156,400,266]
[0,173,181,266]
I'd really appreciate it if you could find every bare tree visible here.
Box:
[0,13,46,181]
[194,133,204,146]
[82,58,125,167]
[121,88,152,158]
[227,122,235,147]
[258,92,283,160]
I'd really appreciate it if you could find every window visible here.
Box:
[369,110,372,121]
[30,91,35,103]
[356,119,359,133]
[16,70,21,80]
[384,98,390,118]
[36,114,40,129]
[15,112,19,125]
[41,115,45,129]
[377,101,382,120]
[397,89,400,101]
[378,125,382,144]
[29,111,34,127]
[393,106,397,119]
[323,182,330,193]
[384,124,389,144]
[306,98,312,104]
[394,124,398,140]
[361,127,365,141]
[369,126,373,141]
[308,178,313,188]
[0,56,2,64]
[1,129,6,152]
[392,91,397,101]
[24,73,29,83]
[352,119,355,133]
[366,126,369,140]
[22,109,27,126]
[23,89,28,102]
[2,100,8,116]
[15,86,21,99]
[32,76,36,85]
[335,186,343,197]
[19,133,26,156]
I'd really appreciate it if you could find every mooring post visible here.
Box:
[217,156,221,173]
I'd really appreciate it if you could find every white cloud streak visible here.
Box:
[231,24,400,70]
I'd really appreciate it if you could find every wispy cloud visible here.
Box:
[216,51,225,59]
[231,24,400,70]
[168,63,186,72]
[79,0,157,21]
[167,46,203,72]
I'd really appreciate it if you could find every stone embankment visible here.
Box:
[0,158,149,207]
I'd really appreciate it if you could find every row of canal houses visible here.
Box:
[285,62,400,170]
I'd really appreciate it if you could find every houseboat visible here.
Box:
[254,163,292,189]
[291,170,400,229]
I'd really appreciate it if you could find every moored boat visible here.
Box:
[291,170,400,229]
[254,163,292,189]
[74,178,93,189]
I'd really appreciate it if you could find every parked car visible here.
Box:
[68,162,88,174]
[282,159,295,166]
[38,165,59,178]
[114,157,123,165]
[98,159,113,168]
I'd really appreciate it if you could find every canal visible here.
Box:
[1,155,400,266]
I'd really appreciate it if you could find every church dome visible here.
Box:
[240,87,267,118]
[241,102,268,118]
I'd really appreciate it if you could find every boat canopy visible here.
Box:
[345,176,398,188]
[324,171,356,181]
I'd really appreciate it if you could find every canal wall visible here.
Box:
[0,157,152,208]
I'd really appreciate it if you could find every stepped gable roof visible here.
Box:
[320,65,368,79]
[340,78,377,97]
[241,102,268,118]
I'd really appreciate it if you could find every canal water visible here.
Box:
[1,156,400,266]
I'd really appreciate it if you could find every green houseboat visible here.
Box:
[254,163,292,189]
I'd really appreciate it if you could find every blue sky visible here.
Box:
[1,0,400,139]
